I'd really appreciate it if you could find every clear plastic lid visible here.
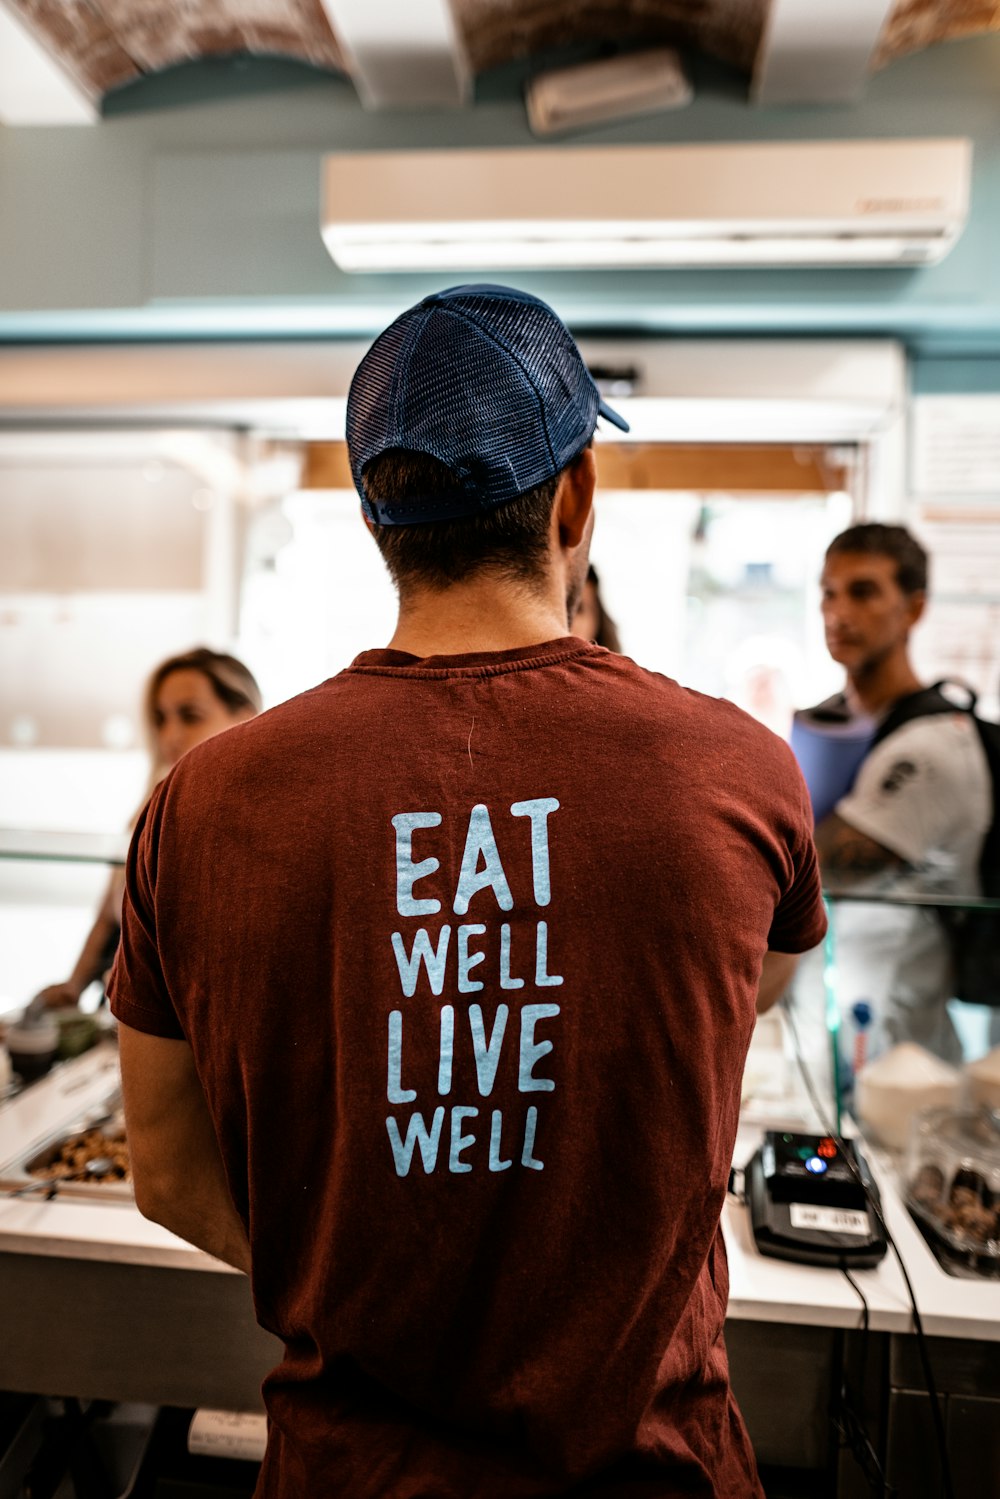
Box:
[906,1106,1000,1275]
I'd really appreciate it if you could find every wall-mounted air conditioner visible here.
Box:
[321,138,970,272]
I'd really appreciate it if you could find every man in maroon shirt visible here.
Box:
[110,285,825,1497]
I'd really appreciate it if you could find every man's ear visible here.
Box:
[906,589,927,629]
[556,447,597,549]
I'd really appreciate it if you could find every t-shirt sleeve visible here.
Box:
[767,754,828,954]
[834,720,963,867]
[107,783,186,1041]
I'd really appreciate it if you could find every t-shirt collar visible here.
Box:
[348,636,599,677]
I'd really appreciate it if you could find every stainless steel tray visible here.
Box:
[0,1088,132,1202]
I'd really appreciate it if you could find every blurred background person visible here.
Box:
[32,647,261,1010]
[811,524,991,1062]
[571,562,622,650]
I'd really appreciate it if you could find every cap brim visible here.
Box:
[597,397,630,433]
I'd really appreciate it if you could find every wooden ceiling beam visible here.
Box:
[589,443,847,493]
[302,442,848,495]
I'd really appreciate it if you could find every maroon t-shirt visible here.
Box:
[110,638,825,1497]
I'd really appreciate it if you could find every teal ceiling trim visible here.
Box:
[5,301,1000,357]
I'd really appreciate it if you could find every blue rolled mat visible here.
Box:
[790,704,875,825]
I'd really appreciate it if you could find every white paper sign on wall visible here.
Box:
[911,395,1000,496]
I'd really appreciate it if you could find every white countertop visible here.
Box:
[3,1046,999,1337]
[725,1118,1000,1342]
[0,1044,233,1274]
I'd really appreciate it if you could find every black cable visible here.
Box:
[837,1266,895,1495]
[841,1264,870,1395]
[833,1371,895,1498]
[781,998,955,1499]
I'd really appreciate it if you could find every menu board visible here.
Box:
[911,395,1000,498]
[909,397,1000,717]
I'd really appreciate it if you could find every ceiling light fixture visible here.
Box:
[525,49,692,136]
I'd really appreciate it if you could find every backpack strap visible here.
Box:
[871,680,978,750]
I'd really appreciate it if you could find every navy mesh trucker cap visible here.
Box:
[346,283,629,526]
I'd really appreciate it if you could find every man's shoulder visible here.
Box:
[164,677,345,791]
[625,653,784,732]
[596,654,797,767]
[857,707,991,810]
[873,704,983,763]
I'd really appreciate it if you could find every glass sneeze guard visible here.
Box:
[817,881,1000,1134]
[0,829,128,865]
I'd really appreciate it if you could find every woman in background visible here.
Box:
[34,647,262,1009]
[572,563,622,651]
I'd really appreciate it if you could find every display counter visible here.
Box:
[0,1047,278,1415]
[4,1047,999,1340]
[0,1043,995,1499]
[727,1116,1000,1343]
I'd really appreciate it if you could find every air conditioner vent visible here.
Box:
[321,139,971,272]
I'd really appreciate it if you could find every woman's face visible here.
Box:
[152,668,252,769]
[571,580,600,643]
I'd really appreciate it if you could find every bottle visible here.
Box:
[850,1000,873,1078]
[838,998,874,1106]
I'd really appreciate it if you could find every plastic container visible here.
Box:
[4,1015,58,1082]
[52,1008,100,1060]
[905,1105,1000,1278]
[965,1046,1000,1112]
[854,1041,960,1150]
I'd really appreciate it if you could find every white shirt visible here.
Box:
[836,712,991,890]
[832,712,991,1063]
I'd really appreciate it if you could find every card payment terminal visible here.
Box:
[746,1131,888,1268]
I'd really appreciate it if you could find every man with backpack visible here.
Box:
[813,522,995,1060]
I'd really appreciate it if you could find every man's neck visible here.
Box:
[846,653,923,718]
[386,578,574,659]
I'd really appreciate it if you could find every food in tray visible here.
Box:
[29,1124,130,1185]
[905,1107,1000,1273]
[912,1166,998,1245]
[940,1183,998,1243]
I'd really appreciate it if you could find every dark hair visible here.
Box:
[825,523,928,596]
[144,647,262,746]
[138,647,261,793]
[362,449,567,593]
[585,564,623,653]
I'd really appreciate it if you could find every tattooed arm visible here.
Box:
[813,813,906,880]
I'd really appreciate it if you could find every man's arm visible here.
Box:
[118,1023,251,1275]
[756,949,801,1015]
[813,812,905,879]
